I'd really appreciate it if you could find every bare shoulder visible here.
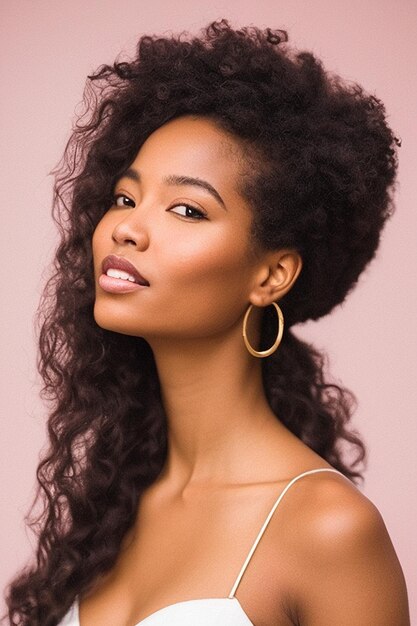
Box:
[295,470,383,548]
[275,470,410,625]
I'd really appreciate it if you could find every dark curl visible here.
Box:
[4,19,400,625]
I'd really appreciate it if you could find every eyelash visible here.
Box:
[112,194,207,221]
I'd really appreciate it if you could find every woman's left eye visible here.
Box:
[114,194,136,208]
[168,204,207,220]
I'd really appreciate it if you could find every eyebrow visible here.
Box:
[117,168,227,210]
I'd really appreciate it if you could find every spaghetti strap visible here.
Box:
[228,468,347,598]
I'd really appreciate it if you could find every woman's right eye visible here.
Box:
[114,194,136,208]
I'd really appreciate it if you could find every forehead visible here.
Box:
[132,115,244,179]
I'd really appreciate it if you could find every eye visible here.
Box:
[168,203,207,220]
[114,194,136,208]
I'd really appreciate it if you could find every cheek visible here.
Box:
[92,217,111,269]
[92,216,107,246]
[157,232,253,331]
[163,231,245,286]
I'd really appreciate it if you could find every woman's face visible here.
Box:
[92,115,263,340]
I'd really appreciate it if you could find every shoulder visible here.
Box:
[271,469,410,625]
[272,469,381,556]
[279,469,390,564]
[299,470,380,538]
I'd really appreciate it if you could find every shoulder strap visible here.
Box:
[228,468,347,598]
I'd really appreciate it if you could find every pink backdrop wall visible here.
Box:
[1,0,416,620]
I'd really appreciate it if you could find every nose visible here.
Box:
[111,211,150,250]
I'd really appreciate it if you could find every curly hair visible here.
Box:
[4,19,400,625]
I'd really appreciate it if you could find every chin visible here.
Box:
[93,303,124,334]
[93,307,147,341]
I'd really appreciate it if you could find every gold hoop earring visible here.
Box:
[242,302,284,358]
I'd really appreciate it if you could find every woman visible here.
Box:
[5,19,409,626]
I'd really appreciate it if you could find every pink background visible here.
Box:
[1,0,416,620]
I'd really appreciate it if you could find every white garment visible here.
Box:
[58,468,345,625]
[59,597,254,626]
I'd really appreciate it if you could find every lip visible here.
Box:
[101,254,150,286]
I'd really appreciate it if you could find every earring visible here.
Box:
[242,302,284,358]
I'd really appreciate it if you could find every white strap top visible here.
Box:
[58,468,346,626]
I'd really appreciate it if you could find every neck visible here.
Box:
[147,329,283,491]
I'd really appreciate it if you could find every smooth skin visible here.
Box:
[83,115,410,626]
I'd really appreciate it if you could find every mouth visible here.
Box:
[101,254,150,286]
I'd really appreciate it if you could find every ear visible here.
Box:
[249,249,303,307]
